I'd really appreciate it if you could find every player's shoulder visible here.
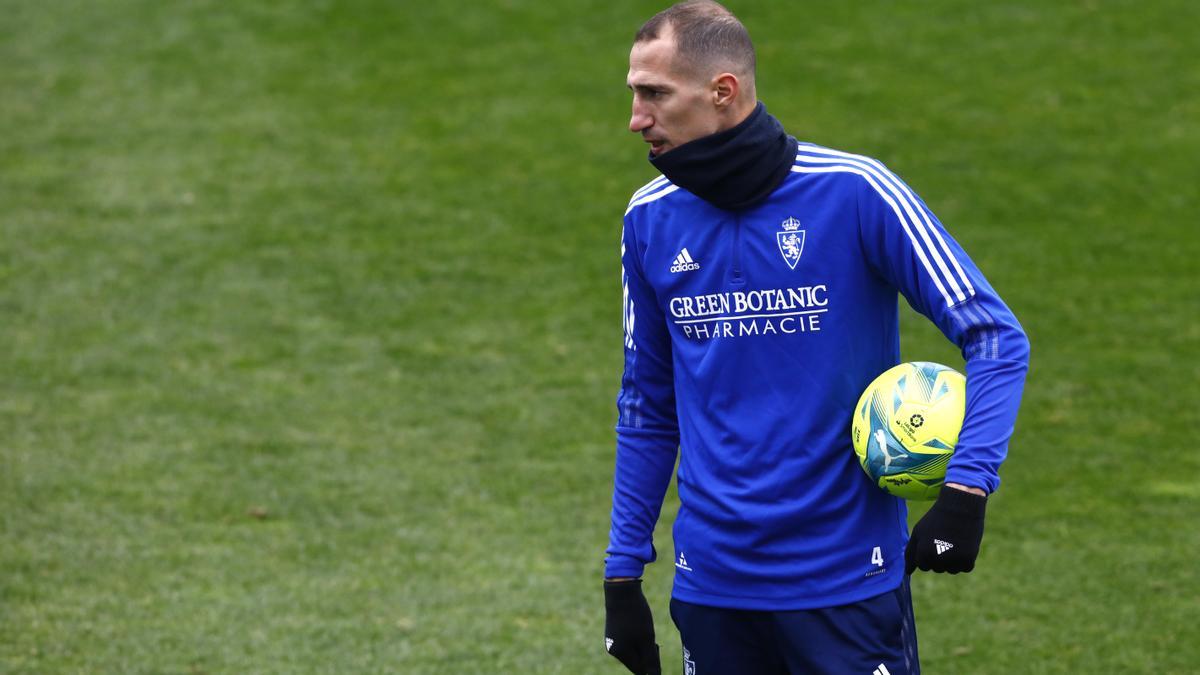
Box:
[792,141,929,215]
[624,174,680,217]
[793,140,889,173]
[791,141,903,191]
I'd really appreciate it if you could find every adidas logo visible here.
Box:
[935,539,954,555]
[873,664,893,675]
[605,637,614,652]
[669,248,700,273]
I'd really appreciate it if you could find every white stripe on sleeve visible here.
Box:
[625,184,680,215]
[791,163,958,307]
[797,148,975,299]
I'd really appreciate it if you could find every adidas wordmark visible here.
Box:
[934,539,954,555]
[670,248,700,273]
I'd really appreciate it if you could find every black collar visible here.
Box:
[649,102,798,211]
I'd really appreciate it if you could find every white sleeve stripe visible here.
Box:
[625,184,680,215]
[790,163,957,307]
[618,227,644,428]
[797,148,974,295]
[621,227,636,351]
[624,286,636,350]
[632,175,668,199]
[796,148,976,298]
[858,153,975,298]
[629,175,670,203]
[796,153,971,304]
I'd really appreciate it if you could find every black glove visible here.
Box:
[905,487,987,575]
[604,579,661,675]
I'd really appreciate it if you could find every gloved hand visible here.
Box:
[905,486,987,574]
[604,579,661,674]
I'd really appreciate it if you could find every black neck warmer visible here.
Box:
[649,102,798,211]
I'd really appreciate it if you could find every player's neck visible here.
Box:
[649,101,797,211]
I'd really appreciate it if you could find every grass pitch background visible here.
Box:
[2,1,1197,672]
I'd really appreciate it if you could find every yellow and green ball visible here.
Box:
[851,362,966,500]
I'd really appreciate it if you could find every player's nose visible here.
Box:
[629,104,652,133]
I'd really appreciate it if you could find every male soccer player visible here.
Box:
[603,2,1030,674]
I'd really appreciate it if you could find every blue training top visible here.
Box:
[606,142,1030,610]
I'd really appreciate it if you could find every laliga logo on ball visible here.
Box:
[850,362,966,500]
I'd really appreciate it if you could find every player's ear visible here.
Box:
[712,73,739,108]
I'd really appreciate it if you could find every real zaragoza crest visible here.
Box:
[776,216,806,269]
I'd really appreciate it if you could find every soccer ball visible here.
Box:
[851,362,966,500]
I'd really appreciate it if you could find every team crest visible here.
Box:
[776,217,805,270]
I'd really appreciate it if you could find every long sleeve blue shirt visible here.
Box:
[605,142,1030,610]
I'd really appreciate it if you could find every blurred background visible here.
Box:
[2,1,1197,672]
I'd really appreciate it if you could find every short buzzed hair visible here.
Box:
[635,1,756,78]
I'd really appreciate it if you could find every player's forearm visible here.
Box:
[605,429,678,578]
[945,333,1030,492]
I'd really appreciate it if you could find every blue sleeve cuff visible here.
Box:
[604,554,648,579]
[943,467,996,494]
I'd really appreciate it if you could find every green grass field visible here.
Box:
[2,1,1197,672]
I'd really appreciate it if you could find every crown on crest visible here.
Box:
[781,217,802,231]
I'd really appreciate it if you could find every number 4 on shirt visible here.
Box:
[871,546,884,567]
